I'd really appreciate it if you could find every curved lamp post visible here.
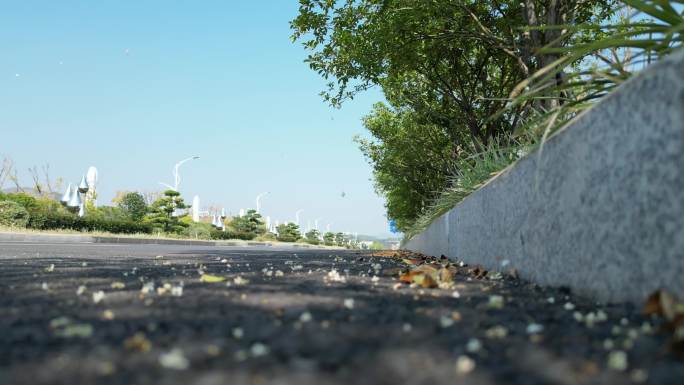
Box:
[255,192,269,214]
[160,156,199,191]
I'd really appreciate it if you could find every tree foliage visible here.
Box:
[304,229,321,245]
[334,232,346,247]
[277,223,301,242]
[229,209,266,235]
[146,190,190,233]
[292,0,615,231]
[0,200,30,227]
[117,192,148,221]
[323,231,335,246]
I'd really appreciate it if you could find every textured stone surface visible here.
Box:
[406,50,684,304]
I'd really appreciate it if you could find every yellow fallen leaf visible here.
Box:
[200,274,226,283]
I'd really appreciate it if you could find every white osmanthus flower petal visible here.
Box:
[250,343,269,357]
[487,295,504,309]
[607,350,628,371]
[343,298,355,309]
[92,291,105,304]
[466,338,482,353]
[440,315,454,328]
[526,323,544,334]
[300,311,313,322]
[159,348,189,370]
[455,355,476,375]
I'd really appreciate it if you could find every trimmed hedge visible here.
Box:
[210,229,256,241]
[0,192,59,228]
[34,212,153,234]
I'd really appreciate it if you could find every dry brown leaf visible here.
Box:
[644,289,679,321]
[644,289,684,358]
[468,265,488,279]
[438,267,454,288]
[402,258,423,266]
[413,272,437,288]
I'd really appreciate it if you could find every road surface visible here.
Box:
[0,241,682,385]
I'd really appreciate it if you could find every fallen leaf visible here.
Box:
[402,258,423,266]
[643,289,684,358]
[124,333,151,352]
[50,317,93,338]
[644,289,679,321]
[200,274,225,283]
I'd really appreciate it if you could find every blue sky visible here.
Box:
[0,1,392,237]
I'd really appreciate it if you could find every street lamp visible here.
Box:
[295,209,303,226]
[160,156,199,191]
[255,192,269,213]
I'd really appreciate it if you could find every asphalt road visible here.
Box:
[0,241,682,385]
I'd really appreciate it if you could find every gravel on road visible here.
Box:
[0,243,682,385]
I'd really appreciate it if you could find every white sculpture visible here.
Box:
[192,195,200,222]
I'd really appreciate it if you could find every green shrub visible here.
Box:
[323,232,335,246]
[255,233,276,242]
[276,223,301,242]
[117,192,148,221]
[0,192,63,228]
[210,229,256,241]
[184,222,214,239]
[229,210,266,235]
[36,212,153,234]
[304,229,320,245]
[0,200,30,227]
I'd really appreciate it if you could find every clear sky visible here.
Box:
[0,1,394,237]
